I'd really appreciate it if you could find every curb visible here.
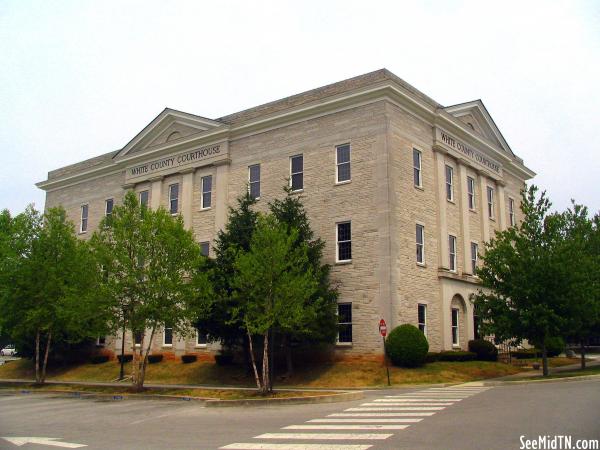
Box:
[0,388,210,403]
[204,391,364,407]
[477,373,600,386]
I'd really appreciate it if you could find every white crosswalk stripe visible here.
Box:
[254,433,392,440]
[219,384,492,449]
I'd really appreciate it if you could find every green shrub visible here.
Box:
[436,351,477,362]
[214,351,234,366]
[544,337,565,357]
[117,354,133,363]
[148,354,163,364]
[90,355,109,364]
[385,324,429,367]
[425,352,440,363]
[511,349,540,359]
[468,339,498,361]
[181,354,197,364]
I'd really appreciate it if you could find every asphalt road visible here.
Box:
[0,379,598,450]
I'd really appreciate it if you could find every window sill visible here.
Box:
[414,185,424,192]
[335,180,351,186]
[416,262,427,268]
[170,212,179,217]
[452,345,461,349]
[336,342,353,347]
[200,207,212,212]
[489,217,496,222]
[195,344,208,348]
[162,344,173,348]
[79,231,87,235]
[290,189,304,195]
[447,199,455,205]
[469,208,477,213]
[335,260,352,266]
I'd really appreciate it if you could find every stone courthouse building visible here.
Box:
[37,69,535,357]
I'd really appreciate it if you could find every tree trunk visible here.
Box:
[580,340,586,370]
[35,329,40,384]
[137,327,155,392]
[247,330,262,391]
[261,333,270,394]
[119,327,126,381]
[40,331,52,384]
[541,344,549,377]
[269,331,275,392]
[131,332,141,388]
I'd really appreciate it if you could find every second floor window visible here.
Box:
[105,198,114,218]
[163,326,173,346]
[336,222,352,262]
[413,149,422,187]
[471,242,479,274]
[487,186,495,219]
[449,234,457,272]
[467,176,475,209]
[509,198,516,226]
[169,183,179,214]
[248,164,260,200]
[290,155,303,191]
[336,144,351,183]
[416,224,425,264]
[445,165,454,201]
[201,175,212,209]
[80,204,88,233]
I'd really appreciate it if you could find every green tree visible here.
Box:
[232,214,319,393]
[560,203,600,369]
[90,191,211,391]
[0,206,102,383]
[473,186,570,376]
[269,189,338,375]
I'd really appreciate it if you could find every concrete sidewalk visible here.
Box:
[492,354,600,381]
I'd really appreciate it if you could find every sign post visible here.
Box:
[379,319,390,386]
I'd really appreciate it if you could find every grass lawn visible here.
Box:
[0,382,325,399]
[0,357,522,388]
[512,357,583,368]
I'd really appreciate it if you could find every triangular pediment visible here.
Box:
[444,100,514,156]
[115,108,223,158]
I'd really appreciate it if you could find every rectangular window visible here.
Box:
[169,183,179,214]
[200,242,209,257]
[105,198,114,218]
[337,303,352,343]
[416,223,425,264]
[196,328,207,346]
[487,186,495,219]
[96,336,106,347]
[80,204,88,233]
[336,222,352,262]
[467,177,475,209]
[139,190,149,208]
[134,331,143,346]
[201,175,212,209]
[471,242,479,275]
[509,198,516,226]
[451,308,459,346]
[418,304,427,336]
[336,144,351,183]
[449,234,457,272]
[163,327,173,346]
[290,154,303,191]
[445,165,454,201]
[413,149,422,187]
[248,164,261,200]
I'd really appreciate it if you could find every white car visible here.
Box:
[0,345,16,356]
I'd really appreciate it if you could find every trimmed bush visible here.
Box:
[385,324,429,367]
[425,352,440,363]
[91,355,109,364]
[545,337,565,357]
[436,351,477,362]
[148,354,163,364]
[181,354,197,364]
[511,349,539,359]
[214,351,234,366]
[117,354,133,363]
[468,339,498,361]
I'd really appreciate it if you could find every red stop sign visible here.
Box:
[379,319,387,337]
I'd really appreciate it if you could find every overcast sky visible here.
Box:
[1,0,599,215]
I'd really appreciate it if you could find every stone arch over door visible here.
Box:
[450,294,469,350]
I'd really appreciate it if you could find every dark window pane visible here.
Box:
[338,324,352,343]
[337,222,351,242]
[413,149,420,168]
[249,164,260,182]
[250,181,260,199]
[418,305,426,324]
[196,329,207,345]
[200,242,209,257]
[134,332,143,345]
[291,172,303,191]
[338,303,352,323]
[337,163,351,182]
[291,155,303,174]
[139,191,149,208]
[170,184,179,200]
[202,175,212,192]
[414,167,420,186]
[337,145,350,164]
[106,199,113,215]
[164,327,173,345]
[338,242,352,261]
[203,192,212,208]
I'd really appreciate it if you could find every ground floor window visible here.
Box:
[196,328,207,347]
[96,336,106,347]
[473,312,481,340]
[337,303,352,343]
[451,308,459,346]
[418,304,427,337]
[134,331,143,346]
[163,327,173,346]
